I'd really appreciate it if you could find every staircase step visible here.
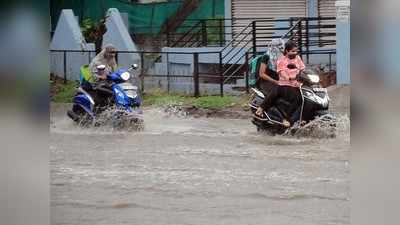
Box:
[235,78,246,86]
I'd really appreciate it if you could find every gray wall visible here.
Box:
[50,9,95,80]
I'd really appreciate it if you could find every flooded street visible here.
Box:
[50,89,350,225]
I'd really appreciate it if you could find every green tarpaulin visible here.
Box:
[51,0,224,34]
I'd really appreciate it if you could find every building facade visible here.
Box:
[225,0,336,21]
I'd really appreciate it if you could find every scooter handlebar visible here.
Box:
[128,64,139,71]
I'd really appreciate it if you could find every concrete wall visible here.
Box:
[142,46,247,95]
[120,12,129,29]
[50,50,95,81]
[144,76,243,96]
[161,47,247,64]
[50,8,142,81]
[103,8,141,69]
[50,9,95,80]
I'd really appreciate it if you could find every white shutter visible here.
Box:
[318,0,336,17]
[232,0,307,19]
[231,0,306,31]
[318,0,336,48]
[231,0,307,46]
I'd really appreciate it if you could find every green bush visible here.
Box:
[191,96,238,109]
[142,89,187,106]
[52,81,78,103]
[143,90,241,109]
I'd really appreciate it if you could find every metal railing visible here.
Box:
[135,17,336,50]
[135,18,290,48]
[220,17,337,87]
[50,49,225,97]
[50,17,337,97]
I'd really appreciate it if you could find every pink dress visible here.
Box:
[276,55,305,87]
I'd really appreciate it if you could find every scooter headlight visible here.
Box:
[308,74,320,83]
[303,89,318,103]
[121,72,130,81]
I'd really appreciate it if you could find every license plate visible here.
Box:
[313,87,327,92]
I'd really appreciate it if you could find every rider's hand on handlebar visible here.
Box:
[93,81,110,90]
[294,71,306,81]
[287,63,297,69]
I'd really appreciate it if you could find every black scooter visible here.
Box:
[249,69,331,134]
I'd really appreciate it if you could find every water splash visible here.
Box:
[285,114,350,139]
[162,104,189,118]
[68,106,145,132]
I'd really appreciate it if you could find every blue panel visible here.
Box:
[336,21,350,84]
[308,0,318,17]
[112,84,131,107]
[73,94,94,117]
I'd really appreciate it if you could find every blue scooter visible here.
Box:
[67,64,144,130]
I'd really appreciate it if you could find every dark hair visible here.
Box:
[284,41,297,55]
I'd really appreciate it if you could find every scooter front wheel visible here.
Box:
[315,110,330,117]
[67,108,93,127]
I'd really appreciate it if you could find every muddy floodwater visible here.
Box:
[50,89,349,225]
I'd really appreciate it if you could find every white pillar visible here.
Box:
[335,0,351,84]
[103,8,140,69]
[224,0,232,43]
[50,9,95,80]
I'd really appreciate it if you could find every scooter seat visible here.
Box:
[276,98,292,108]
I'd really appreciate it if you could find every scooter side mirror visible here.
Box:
[131,64,139,70]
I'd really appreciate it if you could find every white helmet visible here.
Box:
[96,64,106,71]
[270,38,285,51]
[267,39,285,71]
[95,64,107,80]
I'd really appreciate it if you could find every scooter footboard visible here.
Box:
[267,107,284,123]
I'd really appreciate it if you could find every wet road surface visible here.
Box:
[50,102,349,225]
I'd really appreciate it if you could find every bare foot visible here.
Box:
[255,107,264,116]
[282,119,290,127]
